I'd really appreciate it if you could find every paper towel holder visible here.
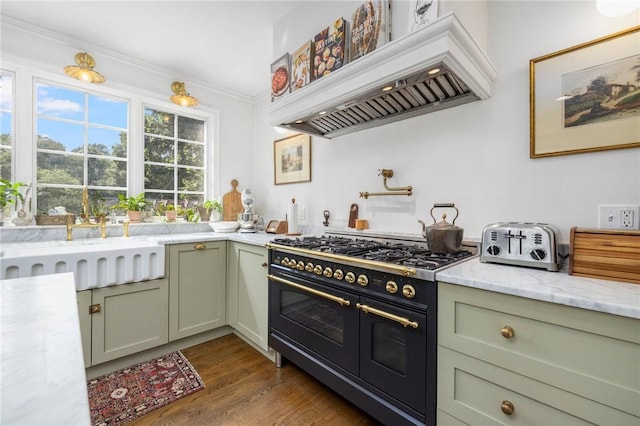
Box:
[285,198,301,236]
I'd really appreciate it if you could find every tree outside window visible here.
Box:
[35,82,128,215]
[143,108,206,212]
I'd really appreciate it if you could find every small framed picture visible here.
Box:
[274,134,311,185]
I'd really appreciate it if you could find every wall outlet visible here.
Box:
[598,205,640,230]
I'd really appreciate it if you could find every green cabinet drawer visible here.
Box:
[438,282,640,417]
[438,346,639,425]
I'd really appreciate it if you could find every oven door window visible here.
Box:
[359,297,427,415]
[269,275,359,374]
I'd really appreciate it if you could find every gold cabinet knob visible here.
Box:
[501,325,514,339]
[357,274,369,287]
[305,262,314,272]
[323,267,333,277]
[386,280,398,294]
[501,400,515,416]
[314,265,323,275]
[194,242,206,250]
[402,284,416,298]
[333,269,344,280]
[261,262,268,268]
[345,272,356,283]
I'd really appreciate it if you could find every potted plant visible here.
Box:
[165,204,177,222]
[112,192,147,223]
[90,191,109,223]
[199,199,223,222]
[0,179,26,225]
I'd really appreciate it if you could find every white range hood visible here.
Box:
[266,12,497,139]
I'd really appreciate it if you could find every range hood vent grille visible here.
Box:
[266,13,497,139]
[292,64,476,138]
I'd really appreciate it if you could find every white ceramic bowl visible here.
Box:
[210,221,239,233]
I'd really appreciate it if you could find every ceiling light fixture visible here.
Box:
[63,52,106,83]
[596,0,640,16]
[170,81,199,107]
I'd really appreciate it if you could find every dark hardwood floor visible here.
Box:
[130,334,382,425]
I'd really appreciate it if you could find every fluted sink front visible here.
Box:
[0,238,165,290]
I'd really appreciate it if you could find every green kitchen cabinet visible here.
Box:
[168,241,227,341]
[437,282,640,425]
[226,242,269,352]
[77,278,169,366]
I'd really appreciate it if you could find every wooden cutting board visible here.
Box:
[222,179,243,221]
[569,227,640,284]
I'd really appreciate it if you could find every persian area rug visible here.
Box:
[87,351,205,426]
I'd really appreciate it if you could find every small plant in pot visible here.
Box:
[164,204,177,222]
[0,179,26,225]
[112,192,147,223]
[199,199,222,222]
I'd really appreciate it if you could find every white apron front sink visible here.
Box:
[0,238,165,290]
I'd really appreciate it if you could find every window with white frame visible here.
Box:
[143,107,206,212]
[0,72,14,180]
[35,81,128,215]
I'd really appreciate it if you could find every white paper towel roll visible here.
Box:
[288,198,298,234]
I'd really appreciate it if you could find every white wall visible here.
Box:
[253,0,640,242]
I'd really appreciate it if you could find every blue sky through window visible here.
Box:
[36,83,128,153]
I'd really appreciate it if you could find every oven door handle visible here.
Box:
[356,303,419,329]
[268,274,351,307]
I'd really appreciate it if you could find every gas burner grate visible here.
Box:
[272,235,474,270]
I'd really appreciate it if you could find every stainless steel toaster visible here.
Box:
[480,222,561,271]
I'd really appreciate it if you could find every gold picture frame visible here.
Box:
[530,26,640,158]
[274,133,311,185]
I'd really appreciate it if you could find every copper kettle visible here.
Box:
[419,203,463,253]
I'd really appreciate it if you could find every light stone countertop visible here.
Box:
[0,272,91,425]
[436,257,640,319]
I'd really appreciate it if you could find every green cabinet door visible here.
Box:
[227,242,269,351]
[90,278,169,365]
[168,241,227,341]
[76,290,92,367]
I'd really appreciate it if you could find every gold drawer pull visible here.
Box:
[194,242,206,250]
[501,400,515,415]
[501,325,514,339]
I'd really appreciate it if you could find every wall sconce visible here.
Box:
[63,52,105,83]
[170,81,199,107]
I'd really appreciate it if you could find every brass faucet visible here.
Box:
[66,213,107,240]
[65,187,130,240]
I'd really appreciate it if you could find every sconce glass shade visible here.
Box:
[170,81,199,107]
[63,52,106,83]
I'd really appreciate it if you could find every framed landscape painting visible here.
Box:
[274,134,311,185]
[530,26,640,158]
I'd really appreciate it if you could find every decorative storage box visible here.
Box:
[569,227,640,284]
[35,214,75,225]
